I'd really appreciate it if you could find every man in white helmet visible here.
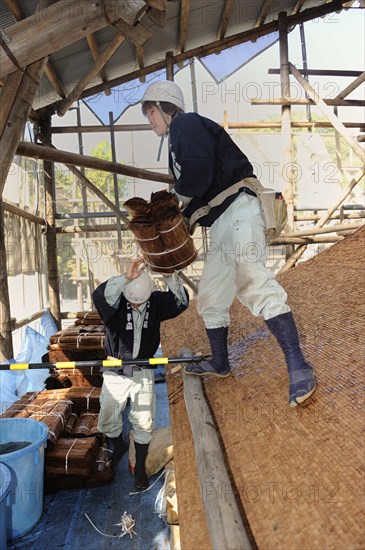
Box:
[92,257,189,489]
[141,80,316,408]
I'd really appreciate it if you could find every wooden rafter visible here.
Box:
[217,0,234,40]
[56,19,152,117]
[86,34,109,91]
[179,0,191,53]
[291,0,306,15]
[73,0,345,106]
[136,46,146,83]
[3,0,24,20]
[255,0,273,28]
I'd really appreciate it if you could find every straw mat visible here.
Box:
[161,226,365,550]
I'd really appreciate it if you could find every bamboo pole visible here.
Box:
[0,0,147,78]
[279,12,295,259]
[289,63,365,162]
[51,121,365,134]
[335,71,365,100]
[281,220,364,238]
[270,236,343,244]
[0,199,13,361]
[182,371,252,550]
[41,113,61,330]
[16,141,173,185]
[251,98,364,107]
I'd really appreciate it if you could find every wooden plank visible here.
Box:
[0,0,146,78]
[0,58,47,195]
[183,372,252,549]
[16,141,173,184]
[289,63,365,161]
[179,0,191,53]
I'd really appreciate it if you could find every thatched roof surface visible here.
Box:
[161,227,365,549]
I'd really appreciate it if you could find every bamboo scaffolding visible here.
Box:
[182,371,252,550]
[289,63,365,162]
[278,169,365,274]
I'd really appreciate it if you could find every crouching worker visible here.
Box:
[92,257,189,489]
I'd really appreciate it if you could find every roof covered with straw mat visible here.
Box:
[160,226,365,550]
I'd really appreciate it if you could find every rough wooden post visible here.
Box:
[0,199,14,361]
[182,371,253,550]
[41,112,62,330]
[279,12,295,259]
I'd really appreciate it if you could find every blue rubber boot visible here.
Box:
[108,434,129,468]
[184,327,231,378]
[265,312,316,406]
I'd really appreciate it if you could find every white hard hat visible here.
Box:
[124,272,154,303]
[141,81,185,111]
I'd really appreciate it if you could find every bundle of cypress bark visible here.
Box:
[127,190,197,273]
[73,411,100,437]
[46,437,100,476]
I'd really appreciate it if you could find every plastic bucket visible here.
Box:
[0,463,11,550]
[0,418,48,542]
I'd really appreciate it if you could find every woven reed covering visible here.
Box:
[160,227,365,550]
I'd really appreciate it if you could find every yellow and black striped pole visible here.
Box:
[0,355,211,371]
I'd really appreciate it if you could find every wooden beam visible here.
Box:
[113,18,153,47]
[0,58,48,196]
[270,236,344,244]
[72,0,346,103]
[282,221,364,238]
[146,6,167,28]
[335,71,365,100]
[0,70,23,138]
[183,372,253,550]
[218,0,234,40]
[179,0,191,53]
[289,63,365,161]
[0,0,147,78]
[291,0,306,15]
[3,0,24,20]
[16,141,174,184]
[1,1,66,119]
[255,0,273,28]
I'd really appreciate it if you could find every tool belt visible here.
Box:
[188,177,288,238]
